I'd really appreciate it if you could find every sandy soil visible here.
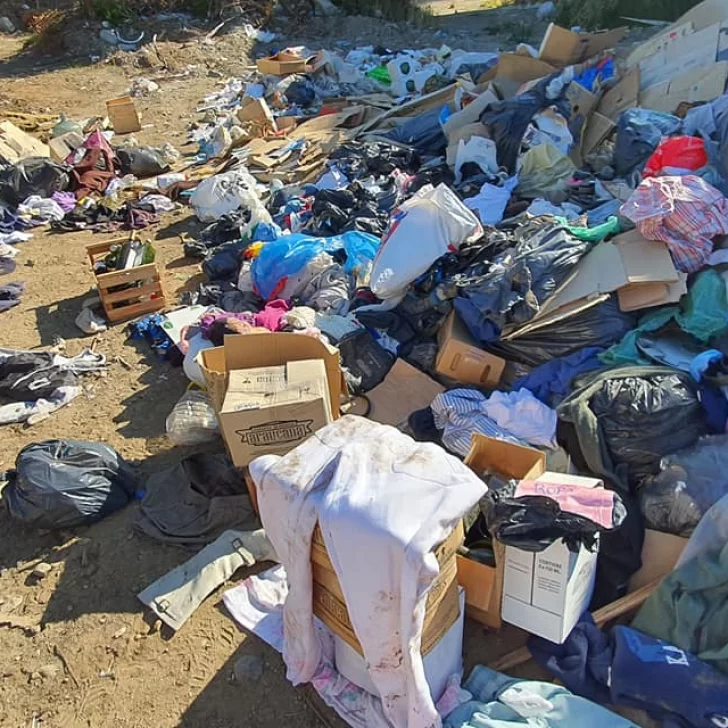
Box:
[0,6,616,728]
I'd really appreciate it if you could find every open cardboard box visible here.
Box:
[198,333,345,466]
[457,434,546,629]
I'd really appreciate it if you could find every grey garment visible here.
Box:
[636,331,706,373]
[0,281,24,311]
[138,528,278,631]
[301,263,350,315]
[445,666,638,728]
[135,453,257,546]
[557,366,708,493]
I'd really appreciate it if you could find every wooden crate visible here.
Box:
[87,238,166,323]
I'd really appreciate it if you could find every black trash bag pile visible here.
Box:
[0,157,71,207]
[557,367,710,493]
[4,440,137,529]
[640,435,728,537]
[308,185,391,237]
[326,141,420,179]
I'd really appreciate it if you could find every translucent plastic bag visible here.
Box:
[190,169,272,235]
[643,136,708,178]
[251,231,379,301]
[517,141,576,199]
[166,390,220,446]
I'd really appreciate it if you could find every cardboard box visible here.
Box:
[366,359,444,428]
[256,50,309,76]
[218,359,333,467]
[501,472,601,644]
[597,67,640,121]
[538,232,684,317]
[436,311,506,389]
[0,121,50,164]
[106,96,141,134]
[538,24,627,67]
[334,588,465,701]
[48,131,84,163]
[456,435,546,629]
[629,529,688,591]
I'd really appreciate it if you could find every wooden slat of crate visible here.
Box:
[86,238,166,323]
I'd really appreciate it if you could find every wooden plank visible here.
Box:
[97,264,159,289]
[105,296,165,323]
[101,282,162,305]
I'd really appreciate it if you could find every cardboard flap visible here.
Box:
[597,67,640,120]
[538,24,627,66]
[464,434,545,481]
[223,333,341,414]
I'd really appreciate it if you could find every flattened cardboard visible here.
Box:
[458,435,546,629]
[237,97,277,131]
[626,22,694,68]
[618,274,688,312]
[442,86,499,139]
[581,112,615,157]
[597,67,640,120]
[480,54,554,100]
[0,121,50,163]
[673,0,728,33]
[218,359,332,467]
[538,232,680,318]
[639,62,728,113]
[639,22,721,91]
[48,131,84,163]
[436,311,505,388]
[629,529,688,591]
[538,23,627,67]
[367,359,444,427]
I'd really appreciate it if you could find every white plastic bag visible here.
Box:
[454,135,498,183]
[190,169,273,233]
[370,183,483,300]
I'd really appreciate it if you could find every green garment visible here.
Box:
[632,541,728,675]
[557,215,621,242]
[600,269,728,366]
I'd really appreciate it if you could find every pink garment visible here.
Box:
[516,480,616,529]
[254,299,290,331]
[620,175,728,273]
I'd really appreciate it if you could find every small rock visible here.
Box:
[38,663,60,680]
[0,17,15,34]
[32,563,52,580]
[112,627,127,639]
[233,655,264,683]
[100,28,118,46]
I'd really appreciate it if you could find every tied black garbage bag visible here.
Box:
[0,157,71,207]
[4,440,137,529]
[327,141,420,180]
[477,478,626,553]
[486,296,636,369]
[640,435,728,537]
[558,366,709,493]
[116,147,170,178]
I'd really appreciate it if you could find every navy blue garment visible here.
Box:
[611,626,728,728]
[529,614,728,728]
[512,347,605,407]
[529,613,612,705]
[697,382,728,434]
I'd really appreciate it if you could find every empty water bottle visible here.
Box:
[165,390,220,446]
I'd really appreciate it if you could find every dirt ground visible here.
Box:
[0,7,643,728]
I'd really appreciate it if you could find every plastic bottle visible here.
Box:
[166,390,220,446]
[51,113,83,139]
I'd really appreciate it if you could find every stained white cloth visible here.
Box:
[249,416,487,728]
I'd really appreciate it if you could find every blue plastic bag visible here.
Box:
[251,231,380,300]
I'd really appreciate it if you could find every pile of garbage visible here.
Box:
[3,1,728,727]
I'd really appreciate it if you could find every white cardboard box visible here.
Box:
[501,472,601,644]
[334,588,464,701]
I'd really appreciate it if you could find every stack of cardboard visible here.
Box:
[310,519,464,665]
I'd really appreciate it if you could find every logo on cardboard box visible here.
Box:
[236,419,314,447]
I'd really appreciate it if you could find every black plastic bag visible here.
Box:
[0,158,71,207]
[4,440,137,529]
[116,147,170,178]
[485,296,636,369]
[202,240,248,282]
[337,329,395,394]
[385,108,447,155]
[640,435,728,537]
[476,477,625,553]
[558,367,709,492]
